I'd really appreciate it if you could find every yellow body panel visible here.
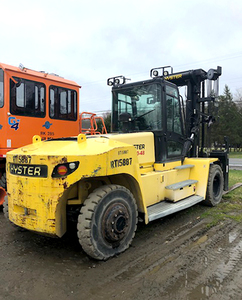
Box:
[109,132,155,168]
[6,132,218,236]
[154,161,182,171]
[7,135,146,235]
[140,172,163,206]
[184,157,217,198]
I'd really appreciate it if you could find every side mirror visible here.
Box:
[147,97,155,104]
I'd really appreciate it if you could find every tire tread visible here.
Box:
[77,184,138,260]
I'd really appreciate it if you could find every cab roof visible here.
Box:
[0,62,80,88]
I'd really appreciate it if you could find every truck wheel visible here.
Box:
[0,173,6,187]
[77,184,138,260]
[203,164,224,206]
[3,195,9,219]
[0,173,7,206]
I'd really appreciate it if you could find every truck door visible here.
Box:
[0,68,7,158]
[165,83,185,161]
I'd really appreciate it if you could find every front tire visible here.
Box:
[77,184,138,260]
[203,164,224,206]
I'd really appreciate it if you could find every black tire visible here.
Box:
[0,173,7,189]
[0,173,7,206]
[3,195,9,219]
[203,164,224,206]
[77,184,138,260]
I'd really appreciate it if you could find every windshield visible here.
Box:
[0,69,3,107]
[112,83,162,132]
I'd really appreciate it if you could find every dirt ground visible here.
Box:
[1,203,242,300]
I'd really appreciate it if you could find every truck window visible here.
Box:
[49,86,77,121]
[113,83,162,132]
[166,85,182,135]
[10,77,45,117]
[166,84,183,158]
[0,69,3,108]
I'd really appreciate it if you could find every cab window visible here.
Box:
[166,84,184,158]
[49,86,77,120]
[10,77,45,117]
[166,85,182,135]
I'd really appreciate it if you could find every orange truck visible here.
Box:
[0,62,81,204]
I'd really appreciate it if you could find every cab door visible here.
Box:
[0,68,8,157]
[164,83,185,161]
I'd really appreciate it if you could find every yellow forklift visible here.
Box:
[4,65,228,260]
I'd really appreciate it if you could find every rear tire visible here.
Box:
[0,172,6,185]
[203,164,224,206]
[77,184,138,260]
[3,195,9,219]
[0,173,7,206]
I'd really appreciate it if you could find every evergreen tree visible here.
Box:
[96,112,111,133]
[209,85,242,149]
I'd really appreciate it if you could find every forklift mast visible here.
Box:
[150,65,228,190]
[150,66,222,157]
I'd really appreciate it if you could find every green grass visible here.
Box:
[201,169,242,227]
[229,151,242,158]
[227,169,242,186]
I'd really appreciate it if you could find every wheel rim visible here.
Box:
[102,202,130,244]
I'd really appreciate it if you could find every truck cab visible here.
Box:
[110,76,184,163]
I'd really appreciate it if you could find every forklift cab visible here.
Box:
[110,76,185,163]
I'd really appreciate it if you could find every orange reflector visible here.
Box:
[57,165,68,176]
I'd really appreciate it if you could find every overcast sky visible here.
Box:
[1,0,242,113]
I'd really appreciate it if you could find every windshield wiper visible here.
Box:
[134,109,155,120]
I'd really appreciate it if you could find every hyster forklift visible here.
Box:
[4,65,229,260]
